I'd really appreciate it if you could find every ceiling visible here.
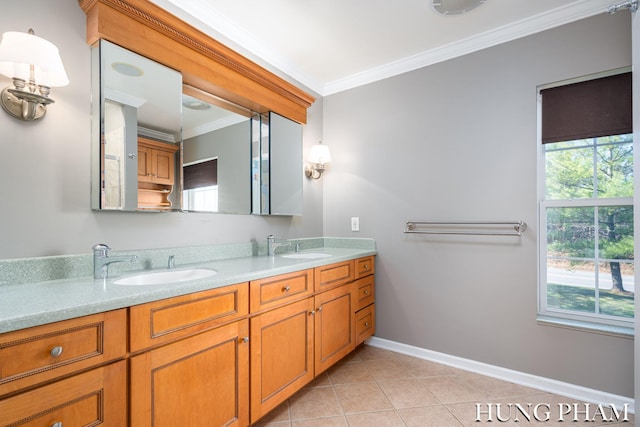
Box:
[149,0,619,96]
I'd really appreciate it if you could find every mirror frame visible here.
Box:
[79,0,314,125]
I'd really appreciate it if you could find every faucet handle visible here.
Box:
[92,243,111,256]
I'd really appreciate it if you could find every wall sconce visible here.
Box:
[305,141,332,179]
[0,29,69,121]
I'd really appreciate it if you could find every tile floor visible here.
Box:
[253,344,634,427]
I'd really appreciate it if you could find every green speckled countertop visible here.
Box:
[0,238,376,334]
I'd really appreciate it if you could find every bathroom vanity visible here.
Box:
[0,242,375,426]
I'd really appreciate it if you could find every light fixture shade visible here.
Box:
[0,31,69,87]
[308,142,331,164]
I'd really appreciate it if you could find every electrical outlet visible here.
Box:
[351,217,360,232]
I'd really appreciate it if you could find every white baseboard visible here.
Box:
[366,337,635,414]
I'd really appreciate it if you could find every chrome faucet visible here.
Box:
[92,244,137,279]
[267,235,291,256]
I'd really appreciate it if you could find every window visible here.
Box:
[538,70,634,330]
[183,159,218,212]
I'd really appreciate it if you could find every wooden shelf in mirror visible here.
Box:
[78,0,315,124]
[137,138,178,210]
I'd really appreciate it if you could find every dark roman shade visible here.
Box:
[183,159,217,190]
[540,72,632,144]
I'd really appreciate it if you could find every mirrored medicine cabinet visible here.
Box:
[91,40,303,215]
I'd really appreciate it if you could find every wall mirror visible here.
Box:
[91,40,302,215]
[91,40,182,212]
[182,86,251,214]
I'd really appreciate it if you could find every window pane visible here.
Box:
[547,207,595,258]
[595,139,633,198]
[545,147,594,199]
[546,260,596,314]
[598,206,633,260]
[598,261,634,318]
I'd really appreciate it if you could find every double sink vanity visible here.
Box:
[0,238,376,426]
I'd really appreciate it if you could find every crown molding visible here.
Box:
[323,0,614,95]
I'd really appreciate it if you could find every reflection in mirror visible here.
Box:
[182,86,252,214]
[252,112,303,215]
[92,40,182,211]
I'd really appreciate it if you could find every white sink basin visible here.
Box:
[113,268,217,286]
[280,252,333,260]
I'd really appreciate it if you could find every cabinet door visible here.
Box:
[152,148,175,184]
[138,144,153,182]
[314,283,356,375]
[250,298,314,423]
[130,320,249,427]
[0,360,127,426]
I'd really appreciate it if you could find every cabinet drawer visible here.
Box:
[0,360,127,426]
[314,260,354,292]
[355,304,375,345]
[250,270,313,313]
[0,309,127,396]
[130,282,248,353]
[355,256,375,279]
[355,275,375,311]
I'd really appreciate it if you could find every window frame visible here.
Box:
[537,68,634,333]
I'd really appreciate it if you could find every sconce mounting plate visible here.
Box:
[1,88,51,121]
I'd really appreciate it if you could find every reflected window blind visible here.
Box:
[184,159,217,190]
[540,72,632,144]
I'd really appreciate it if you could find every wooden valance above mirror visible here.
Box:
[78,0,315,124]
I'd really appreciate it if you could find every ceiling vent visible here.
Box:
[432,0,486,15]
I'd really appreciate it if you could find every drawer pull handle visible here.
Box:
[50,346,63,358]
[51,422,63,427]
[282,285,291,292]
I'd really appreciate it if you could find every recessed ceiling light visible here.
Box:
[432,0,486,15]
[183,99,211,110]
[111,62,144,77]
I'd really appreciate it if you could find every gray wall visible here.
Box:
[323,13,634,397]
[0,0,323,260]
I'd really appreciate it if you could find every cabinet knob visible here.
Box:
[242,337,249,343]
[317,306,323,312]
[50,346,63,358]
[310,310,315,316]
[51,422,63,427]
[364,264,369,269]
[365,322,370,327]
[127,152,136,159]
[364,290,369,295]
[282,285,291,292]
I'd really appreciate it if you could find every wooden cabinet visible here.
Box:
[137,137,179,209]
[0,309,127,396]
[314,282,356,374]
[250,258,373,424]
[250,269,313,313]
[129,283,248,353]
[250,297,315,422]
[354,258,376,345]
[0,360,127,426]
[0,310,127,426]
[129,284,250,427]
[130,320,249,427]
[138,137,178,185]
[1,255,374,427]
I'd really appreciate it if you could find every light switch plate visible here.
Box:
[351,217,360,232]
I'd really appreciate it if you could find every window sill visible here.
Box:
[537,316,634,339]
